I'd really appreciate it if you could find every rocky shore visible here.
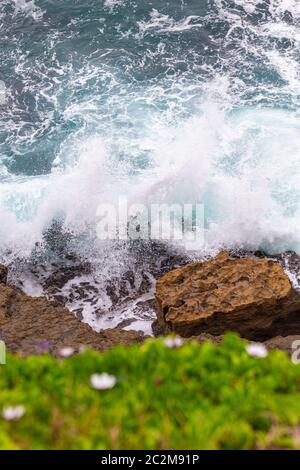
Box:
[1,250,300,357]
[0,267,146,356]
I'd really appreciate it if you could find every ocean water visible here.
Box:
[0,0,300,332]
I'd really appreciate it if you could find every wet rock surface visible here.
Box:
[43,262,92,291]
[0,272,146,357]
[6,241,191,332]
[154,251,300,341]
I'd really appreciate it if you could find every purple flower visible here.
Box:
[40,341,51,352]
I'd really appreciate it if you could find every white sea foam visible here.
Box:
[12,0,44,20]
[1,100,300,258]
[0,9,298,259]
[268,0,300,18]
[104,0,125,12]
[137,9,202,37]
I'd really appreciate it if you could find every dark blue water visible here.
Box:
[0,0,300,330]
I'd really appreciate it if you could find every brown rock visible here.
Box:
[155,251,300,340]
[187,334,300,358]
[170,333,300,357]
[192,333,224,346]
[0,264,7,284]
[0,283,145,356]
[264,336,300,356]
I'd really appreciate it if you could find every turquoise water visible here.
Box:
[0,1,300,329]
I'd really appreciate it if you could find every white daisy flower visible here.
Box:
[2,405,25,421]
[246,343,268,358]
[90,373,117,390]
[58,347,75,358]
[164,336,184,349]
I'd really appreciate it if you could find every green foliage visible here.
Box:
[0,334,300,449]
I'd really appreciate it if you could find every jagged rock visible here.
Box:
[0,264,7,284]
[154,251,300,340]
[0,283,146,356]
[43,262,92,291]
